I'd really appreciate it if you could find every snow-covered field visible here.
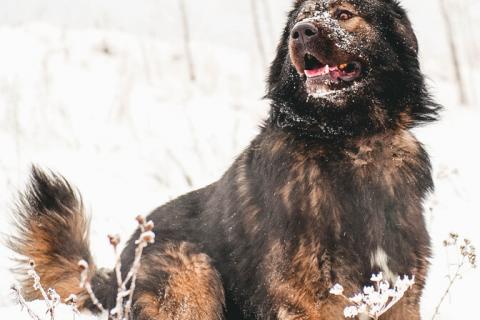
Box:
[0,0,478,319]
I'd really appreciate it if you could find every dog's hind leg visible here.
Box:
[131,242,225,320]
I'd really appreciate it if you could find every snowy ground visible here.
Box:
[0,0,479,319]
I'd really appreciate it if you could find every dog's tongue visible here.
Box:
[305,63,361,82]
[305,65,330,78]
[305,65,340,80]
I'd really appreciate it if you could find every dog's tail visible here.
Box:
[7,166,113,313]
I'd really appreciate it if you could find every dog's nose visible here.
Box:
[291,22,318,44]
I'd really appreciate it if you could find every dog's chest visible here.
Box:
[277,131,421,217]
[269,131,427,275]
[245,130,432,305]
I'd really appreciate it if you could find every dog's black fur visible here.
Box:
[9,0,440,319]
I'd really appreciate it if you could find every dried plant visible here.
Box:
[438,0,468,105]
[64,294,80,320]
[79,215,155,320]
[330,273,415,319]
[11,215,155,320]
[179,0,196,82]
[29,260,60,319]
[10,260,62,320]
[250,0,268,68]
[432,233,477,319]
[78,259,106,314]
[10,284,42,320]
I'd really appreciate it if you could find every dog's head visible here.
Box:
[267,0,440,138]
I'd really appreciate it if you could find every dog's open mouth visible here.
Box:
[303,53,362,96]
[304,54,362,81]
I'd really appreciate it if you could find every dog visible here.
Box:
[8,0,440,319]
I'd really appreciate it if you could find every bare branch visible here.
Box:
[260,0,275,44]
[123,219,155,319]
[65,294,80,320]
[432,234,477,319]
[109,215,155,320]
[28,261,55,320]
[10,285,42,320]
[439,0,468,105]
[179,0,196,82]
[78,260,106,313]
[250,0,268,69]
[14,215,156,320]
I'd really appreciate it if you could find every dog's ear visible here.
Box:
[390,2,418,53]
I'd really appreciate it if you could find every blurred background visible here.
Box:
[0,0,478,318]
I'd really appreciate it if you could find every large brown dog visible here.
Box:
[9,0,440,319]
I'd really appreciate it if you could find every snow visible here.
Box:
[1,300,97,320]
[0,0,478,319]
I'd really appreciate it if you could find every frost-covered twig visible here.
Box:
[13,215,155,320]
[78,260,106,313]
[65,294,80,320]
[10,284,42,320]
[107,215,155,320]
[432,233,476,319]
[47,288,61,319]
[330,273,415,319]
[122,216,155,320]
[108,234,126,320]
[12,261,74,320]
[28,260,57,320]
[78,216,154,320]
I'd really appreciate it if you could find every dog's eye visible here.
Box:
[335,10,354,21]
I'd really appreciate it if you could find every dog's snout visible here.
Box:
[291,22,318,44]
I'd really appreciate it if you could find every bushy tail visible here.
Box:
[7,167,112,312]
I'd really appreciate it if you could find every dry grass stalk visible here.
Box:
[12,215,155,320]
[439,0,468,105]
[123,217,155,319]
[82,215,155,320]
[431,233,477,319]
[179,0,196,82]
[29,260,59,320]
[10,260,62,320]
[65,294,80,320]
[78,260,106,314]
[250,0,268,69]
[10,284,42,320]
